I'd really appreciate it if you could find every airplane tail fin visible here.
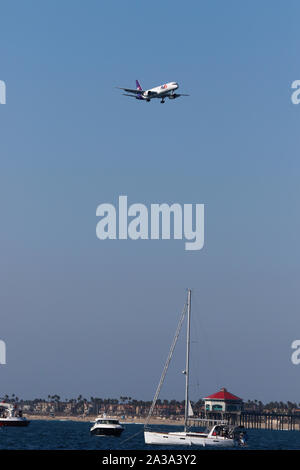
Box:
[136,80,142,91]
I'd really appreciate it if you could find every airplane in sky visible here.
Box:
[117,80,189,103]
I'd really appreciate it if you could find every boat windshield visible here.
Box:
[96,419,119,425]
[211,425,230,437]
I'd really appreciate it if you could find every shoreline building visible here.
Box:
[204,387,243,413]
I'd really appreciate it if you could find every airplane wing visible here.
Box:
[116,87,159,96]
[171,93,189,97]
[122,93,139,98]
[116,87,145,94]
[167,93,190,99]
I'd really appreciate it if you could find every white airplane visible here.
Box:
[117,80,189,103]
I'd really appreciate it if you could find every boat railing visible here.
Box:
[189,418,228,425]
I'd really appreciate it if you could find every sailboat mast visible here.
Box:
[184,288,191,432]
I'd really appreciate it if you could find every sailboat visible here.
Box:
[144,289,247,447]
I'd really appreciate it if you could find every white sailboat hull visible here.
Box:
[144,431,235,447]
[144,431,191,446]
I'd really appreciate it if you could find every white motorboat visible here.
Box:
[90,414,124,437]
[0,402,30,427]
[144,289,247,447]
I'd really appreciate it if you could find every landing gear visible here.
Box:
[161,99,165,104]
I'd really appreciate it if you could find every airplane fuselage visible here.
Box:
[143,82,178,99]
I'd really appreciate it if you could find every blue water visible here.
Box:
[0,421,300,450]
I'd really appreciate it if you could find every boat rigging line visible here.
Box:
[144,297,188,429]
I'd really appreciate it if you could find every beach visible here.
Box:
[24,414,184,426]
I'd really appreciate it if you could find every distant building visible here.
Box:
[204,387,243,413]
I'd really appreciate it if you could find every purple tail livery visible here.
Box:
[136,80,142,91]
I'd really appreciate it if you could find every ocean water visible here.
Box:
[0,420,300,450]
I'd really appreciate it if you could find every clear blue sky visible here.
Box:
[0,0,299,403]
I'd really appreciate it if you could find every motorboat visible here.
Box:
[90,414,124,436]
[0,402,30,427]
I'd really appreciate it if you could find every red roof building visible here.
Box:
[204,388,243,413]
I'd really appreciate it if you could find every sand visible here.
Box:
[24,414,184,426]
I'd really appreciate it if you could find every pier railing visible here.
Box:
[188,411,300,431]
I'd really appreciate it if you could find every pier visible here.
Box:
[188,411,300,431]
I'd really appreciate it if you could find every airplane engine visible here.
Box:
[169,93,178,99]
